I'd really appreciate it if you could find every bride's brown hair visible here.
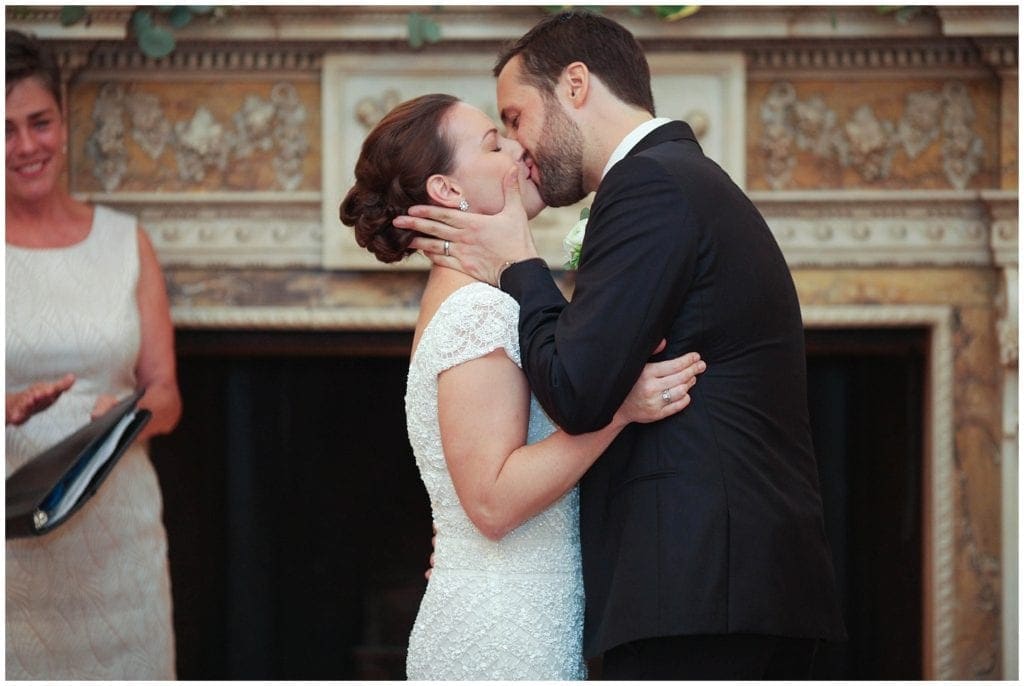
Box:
[340,93,460,263]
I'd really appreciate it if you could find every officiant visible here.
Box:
[5,29,182,680]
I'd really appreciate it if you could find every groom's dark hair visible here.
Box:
[493,10,655,116]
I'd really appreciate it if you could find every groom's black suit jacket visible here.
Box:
[501,121,846,659]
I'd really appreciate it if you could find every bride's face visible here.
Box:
[442,102,545,219]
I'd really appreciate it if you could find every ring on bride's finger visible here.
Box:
[661,388,672,404]
[443,240,451,257]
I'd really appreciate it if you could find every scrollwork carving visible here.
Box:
[270,83,309,192]
[85,83,129,192]
[760,82,798,190]
[83,81,310,192]
[759,80,986,190]
[355,89,402,130]
[941,82,985,191]
[844,105,897,182]
[175,107,231,183]
[898,91,943,159]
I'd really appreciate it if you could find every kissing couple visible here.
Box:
[341,9,845,681]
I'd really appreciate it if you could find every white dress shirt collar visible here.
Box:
[600,117,674,181]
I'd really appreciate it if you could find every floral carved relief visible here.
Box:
[86,83,130,192]
[83,82,310,192]
[354,89,402,131]
[759,80,986,190]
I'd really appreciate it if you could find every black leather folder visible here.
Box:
[6,389,151,538]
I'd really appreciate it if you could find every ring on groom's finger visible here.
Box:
[661,388,672,404]
[443,240,451,257]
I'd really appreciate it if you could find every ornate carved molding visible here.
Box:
[746,40,992,77]
[84,44,323,74]
[981,190,1018,369]
[172,305,419,331]
[758,79,985,190]
[81,80,311,193]
[983,190,1020,268]
[80,193,323,267]
[88,190,1012,271]
[976,38,1019,72]
[751,191,997,267]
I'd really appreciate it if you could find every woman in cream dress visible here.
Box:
[5,30,182,679]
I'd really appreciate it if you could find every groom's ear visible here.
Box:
[563,61,590,109]
[425,174,462,208]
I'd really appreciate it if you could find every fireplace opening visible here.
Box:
[805,327,926,679]
[151,326,926,680]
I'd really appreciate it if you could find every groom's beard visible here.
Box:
[533,99,587,208]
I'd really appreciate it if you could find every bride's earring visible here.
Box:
[458,198,470,212]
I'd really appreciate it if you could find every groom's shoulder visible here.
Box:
[604,142,698,190]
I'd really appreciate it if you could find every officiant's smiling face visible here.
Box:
[435,101,544,219]
[5,75,68,205]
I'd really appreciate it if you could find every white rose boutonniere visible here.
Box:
[563,207,589,270]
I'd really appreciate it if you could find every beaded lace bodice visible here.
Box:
[404,282,585,680]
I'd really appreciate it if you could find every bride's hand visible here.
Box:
[614,345,705,426]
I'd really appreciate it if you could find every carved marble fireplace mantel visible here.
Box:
[130,188,1015,330]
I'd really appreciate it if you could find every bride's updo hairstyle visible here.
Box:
[340,93,460,263]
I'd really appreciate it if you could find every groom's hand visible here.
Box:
[398,165,540,287]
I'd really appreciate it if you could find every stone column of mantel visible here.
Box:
[976,29,1018,680]
[984,189,1019,680]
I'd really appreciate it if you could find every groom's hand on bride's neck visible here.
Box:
[403,166,539,286]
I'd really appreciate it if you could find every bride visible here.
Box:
[340,94,705,679]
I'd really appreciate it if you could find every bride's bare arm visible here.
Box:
[438,348,704,541]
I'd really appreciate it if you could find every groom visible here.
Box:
[397,10,845,679]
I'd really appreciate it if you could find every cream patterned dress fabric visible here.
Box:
[404,282,586,680]
[5,205,175,680]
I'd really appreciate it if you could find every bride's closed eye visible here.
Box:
[486,130,502,153]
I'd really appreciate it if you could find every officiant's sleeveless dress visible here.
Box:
[404,282,586,680]
[5,206,176,679]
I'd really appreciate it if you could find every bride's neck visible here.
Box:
[426,264,478,293]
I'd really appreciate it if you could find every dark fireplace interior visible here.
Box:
[150,326,925,680]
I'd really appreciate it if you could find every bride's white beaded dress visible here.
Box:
[404,282,586,680]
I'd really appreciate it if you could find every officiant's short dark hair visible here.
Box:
[494,10,655,116]
[6,30,63,111]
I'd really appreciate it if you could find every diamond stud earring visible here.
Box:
[458,198,470,212]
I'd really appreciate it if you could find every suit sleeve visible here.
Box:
[502,154,699,434]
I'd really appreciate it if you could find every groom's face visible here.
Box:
[497,56,587,208]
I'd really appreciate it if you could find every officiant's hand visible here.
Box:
[90,393,120,420]
[5,373,76,426]
[399,166,540,287]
